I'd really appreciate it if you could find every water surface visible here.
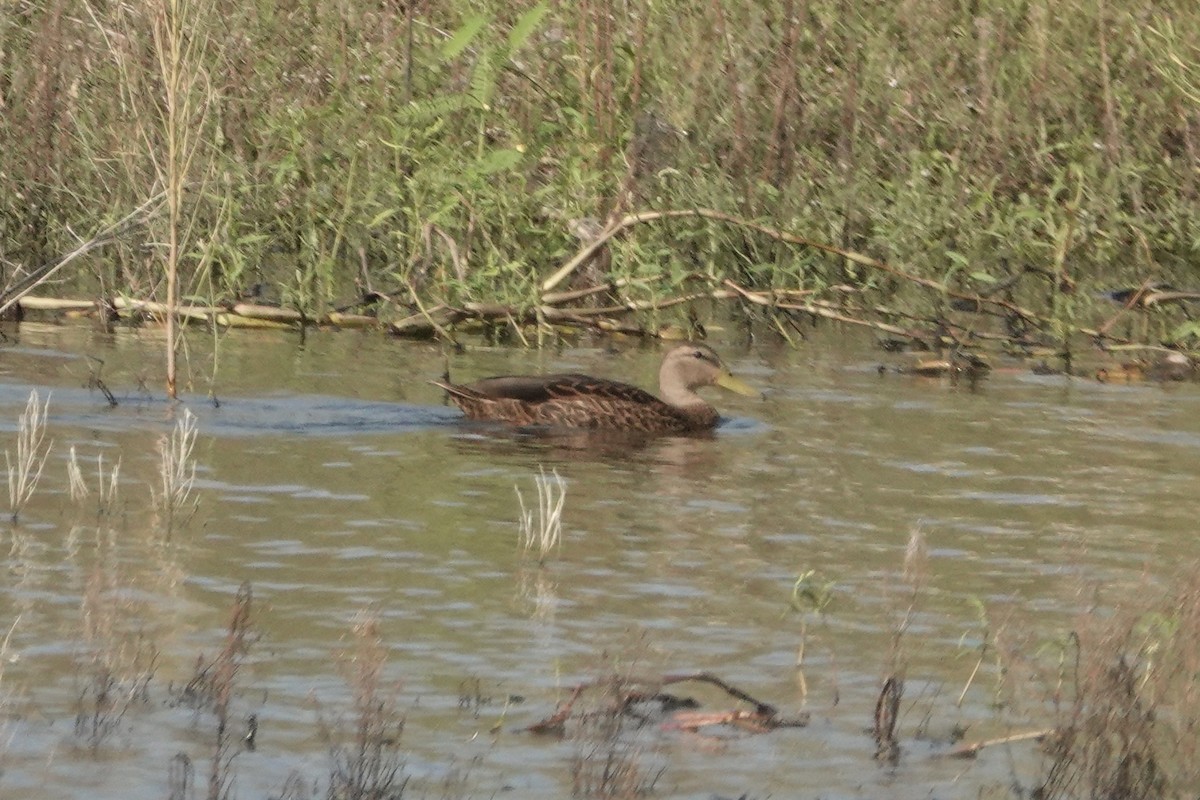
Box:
[0,322,1197,798]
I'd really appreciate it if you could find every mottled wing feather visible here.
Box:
[434,372,718,432]
[457,374,661,406]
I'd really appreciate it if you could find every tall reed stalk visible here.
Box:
[147,0,215,399]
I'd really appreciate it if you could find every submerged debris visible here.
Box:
[1095,352,1197,383]
[525,671,808,739]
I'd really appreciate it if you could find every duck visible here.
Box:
[432,343,757,433]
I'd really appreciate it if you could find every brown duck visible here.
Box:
[433,343,757,433]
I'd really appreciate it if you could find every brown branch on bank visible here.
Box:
[535,206,1151,353]
[12,266,1138,358]
[722,279,917,339]
[540,207,1039,322]
[7,204,1159,356]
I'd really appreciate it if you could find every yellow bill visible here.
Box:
[715,371,760,398]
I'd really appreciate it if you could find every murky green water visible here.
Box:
[1,322,1198,799]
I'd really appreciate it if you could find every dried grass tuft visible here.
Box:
[516,466,567,565]
[6,390,52,522]
[154,408,199,531]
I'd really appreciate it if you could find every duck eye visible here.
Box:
[692,350,705,359]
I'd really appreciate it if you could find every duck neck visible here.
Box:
[659,367,708,410]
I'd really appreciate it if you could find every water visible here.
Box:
[0,321,1198,799]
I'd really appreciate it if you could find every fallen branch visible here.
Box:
[541,208,1037,320]
[524,670,807,737]
[937,728,1053,759]
[663,709,779,734]
[536,207,1147,353]
[658,671,780,716]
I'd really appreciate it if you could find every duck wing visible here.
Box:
[445,373,662,406]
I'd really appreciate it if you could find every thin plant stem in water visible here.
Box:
[0,613,19,755]
[516,467,567,564]
[6,390,52,523]
[67,445,89,503]
[97,454,121,517]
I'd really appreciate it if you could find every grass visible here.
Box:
[5,390,52,523]
[3,0,1199,362]
[566,654,667,800]
[319,609,409,800]
[73,557,159,752]
[516,466,567,564]
[167,583,256,800]
[66,444,87,503]
[0,615,19,763]
[1032,581,1200,800]
[144,0,217,400]
[154,408,199,532]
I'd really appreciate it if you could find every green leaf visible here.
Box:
[969,270,997,284]
[1168,320,1200,343]
[506,2,550,54]
[442,14,488,60]
[477,148,523,174]
[368,208,398,228]
[389,95,478,129]
[470,52,499,107]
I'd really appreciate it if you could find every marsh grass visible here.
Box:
[1031,579,1200,800]
[154,408,198,532]
[141,0,218,398]
[73,558,158,752]
[318,609,409,800]
[0,615,19,764]
[65,446,122,517]
[3,0,1197,344]
[516,467,567,565]
[870,528,931,762]
[170,582,255,800]
[567,656,666,800]
[96,454,122,518]
[168,752,195,800]
[6,390,52,523]
[205,582,254,800]
[788,569,836,686]
[519,636,671,799]
[66,445,88,503]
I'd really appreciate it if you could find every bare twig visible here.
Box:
[0,193,165,318]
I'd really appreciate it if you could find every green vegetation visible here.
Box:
[1,0,1198,343]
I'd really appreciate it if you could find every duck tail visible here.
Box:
[429,379,480,402]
